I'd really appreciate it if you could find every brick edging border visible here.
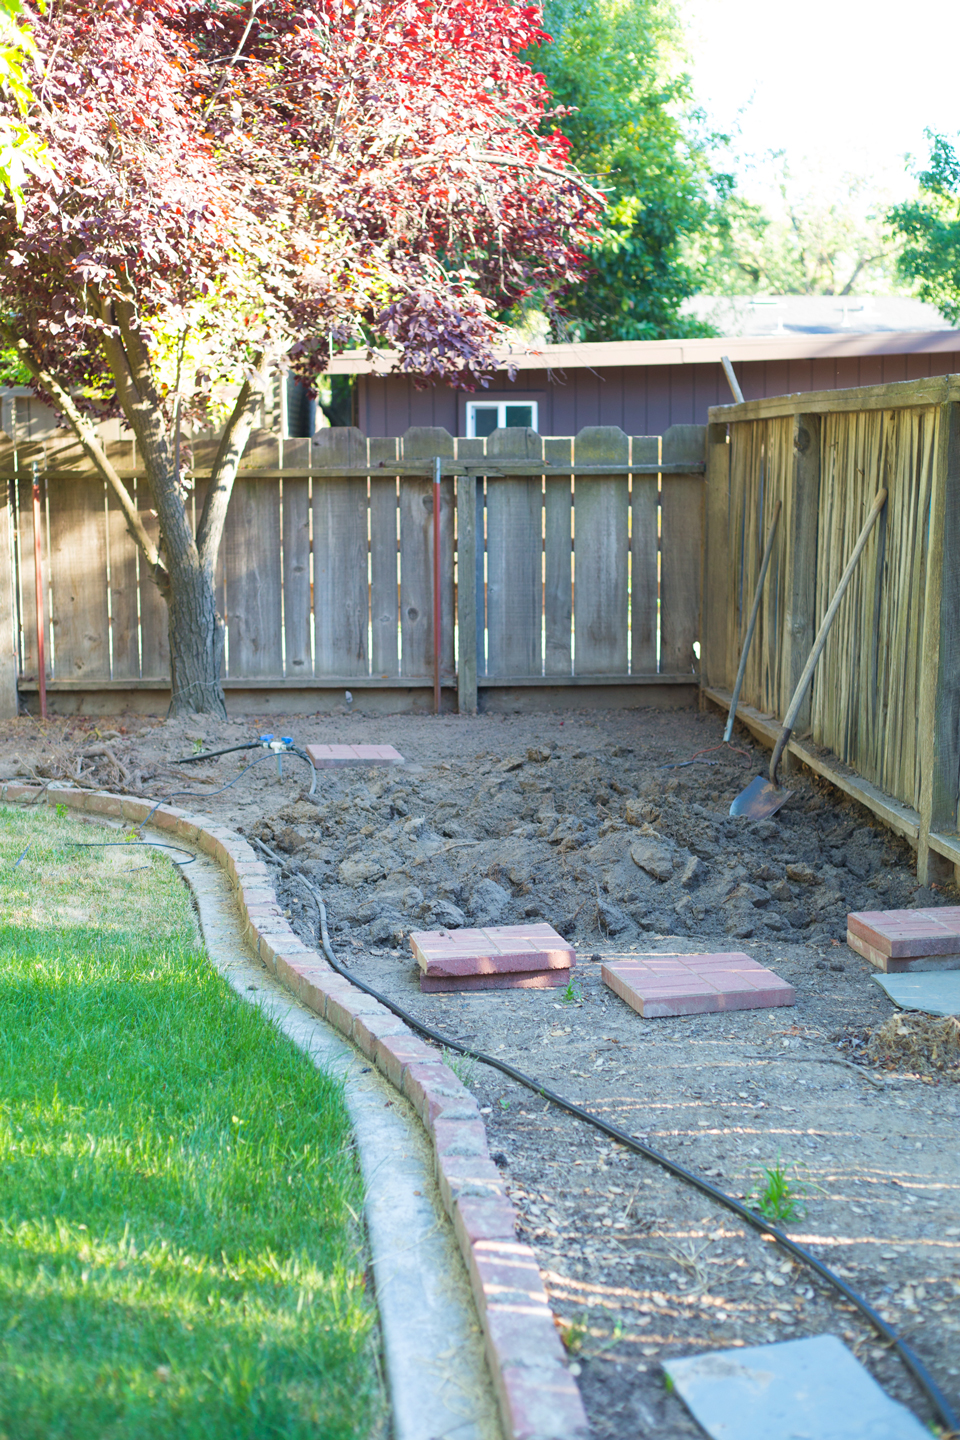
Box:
[3,783,589,1440]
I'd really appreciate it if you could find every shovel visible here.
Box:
[730,486,888,819]
[723,499,782,744]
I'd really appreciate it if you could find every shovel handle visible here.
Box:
[724,499,782,743]
[769,487,888,786]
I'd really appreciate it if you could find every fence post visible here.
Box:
[781,414,821,753]
[456,471,477,714]
[918,400,960,885]
[0,477,16,717]
[700,422,730,692]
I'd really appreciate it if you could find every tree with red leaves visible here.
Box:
[0,0,599,714]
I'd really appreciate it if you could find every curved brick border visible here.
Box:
[2,782,588,1440]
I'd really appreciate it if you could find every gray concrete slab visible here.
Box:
[873,971,960,1018]
[664,1334,930,1440]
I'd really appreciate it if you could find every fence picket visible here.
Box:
[485,427,543,678]
[572,427,629,674]
[544,436,573,676]
[630,436,659,674]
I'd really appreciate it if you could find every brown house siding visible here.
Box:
[357,351,960,437]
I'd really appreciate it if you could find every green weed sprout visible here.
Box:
[747,1156,807,1223]
[54,802,67,819]
[442,1047,477,1088]
[560,1316,587,1354]
[561,979,583,1006]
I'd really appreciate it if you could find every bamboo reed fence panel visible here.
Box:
[705,391,952,833]
[0,424,706,705]
[810,406,939,811]
[723,415,794,715]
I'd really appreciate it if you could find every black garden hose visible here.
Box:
[293,874,958,1436]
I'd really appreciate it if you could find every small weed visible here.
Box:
[561,979,583,1006]
[54,803,67,819]
[442,1047,477,1088]
[497,1096,511,1111]
[560,1316,587,1354]
[192,737,205,754]
[747,1156,807,1223]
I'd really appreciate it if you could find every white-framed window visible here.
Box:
[465,399,538,438]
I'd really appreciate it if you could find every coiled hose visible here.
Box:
[293,873,958,1434]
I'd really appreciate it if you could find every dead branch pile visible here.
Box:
[12,732,145,794]
[866,1012,960,1077]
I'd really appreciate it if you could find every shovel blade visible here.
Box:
[729,774,791,819]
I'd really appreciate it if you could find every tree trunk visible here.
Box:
[165,549,226,718]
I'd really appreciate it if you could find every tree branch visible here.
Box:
[202,0,264,121]
[195,364,265,579]
[2,332,165,578]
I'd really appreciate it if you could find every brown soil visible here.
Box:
[3,702,959,1436]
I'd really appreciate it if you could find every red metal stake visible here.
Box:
[32,461,47,720]
[433,455,442,714]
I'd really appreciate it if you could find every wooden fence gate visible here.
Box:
[0,423,706,716]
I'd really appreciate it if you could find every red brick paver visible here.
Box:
[602,952,796,1018]
[305,742,404,768]
[847,907,960,971]
[410,922,575,992]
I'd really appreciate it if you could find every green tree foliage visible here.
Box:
[889,132,960,322]
[0,0,51,220]
[698,157,902,298]
[527,0,727,341]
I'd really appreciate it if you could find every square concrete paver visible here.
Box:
[664,1333,929,1440]
[602,952,796,1018]
[847,906,960,972]
[305,743,405,768]
[410,923,575,993]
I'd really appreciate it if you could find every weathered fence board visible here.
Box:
[224,477,283,677]
[281,476,311,678]
[571,428,629,676]
[107,485,140,681]
[0,422,707,714]
[0,480,15,715]
[138,495,170,680]
[630,437,659,675]
[486,428,543,678]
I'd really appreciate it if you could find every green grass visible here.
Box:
[0,804,382,1439]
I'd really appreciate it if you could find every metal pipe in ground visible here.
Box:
[433,455,441,714]
[31,460,46,720]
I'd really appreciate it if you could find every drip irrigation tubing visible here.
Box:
[68,841,195,865]
[173,741,261,765]
[132,747,318,834]
[290,870,958,1435]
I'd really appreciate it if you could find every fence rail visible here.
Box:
[0,423,706,715]
[703,375,960,883]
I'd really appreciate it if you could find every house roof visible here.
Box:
[679,293,954,337]
[327,325,960,376]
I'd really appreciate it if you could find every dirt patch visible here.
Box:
[2,703,959,1434]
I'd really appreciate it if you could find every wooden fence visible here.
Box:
[701,374,960,883]
[0,422,706,716]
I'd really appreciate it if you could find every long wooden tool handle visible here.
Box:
[769,487,888,785]
[724,499,782,743]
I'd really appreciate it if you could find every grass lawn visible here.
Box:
[0,803,383,1439]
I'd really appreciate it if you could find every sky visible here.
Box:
[680,0,960,207]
